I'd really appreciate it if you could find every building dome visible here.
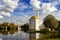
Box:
[31,16,39,19]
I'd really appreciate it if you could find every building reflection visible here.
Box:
[29,32,40,40]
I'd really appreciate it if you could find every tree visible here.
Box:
[0,22,9,28]
[43,15,59,31]
[8,23,17,30]
[9,23,15,27]
[57,21,60,29]
[1,22,8,26]
[21,23,29,32]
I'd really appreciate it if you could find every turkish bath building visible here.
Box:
[29,16,45,31]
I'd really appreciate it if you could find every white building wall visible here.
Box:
[35,19,40,31]
[29,18,41,31]
[29,19,35,30]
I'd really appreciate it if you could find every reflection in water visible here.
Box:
[0,31,29,40]
[0,29,44,40]
[0,29,17,35]
[29,33,40,40]
[0,29,29,40]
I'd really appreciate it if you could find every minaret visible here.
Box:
[37,10,40,18]
[35,10,40,18]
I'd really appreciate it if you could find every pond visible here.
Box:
[0,29,45,40]
[0,29,29,40]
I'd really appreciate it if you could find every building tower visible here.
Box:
[29,16,40,40]
[29,16,40,31]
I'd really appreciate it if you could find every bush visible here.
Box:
[40,29,49,34]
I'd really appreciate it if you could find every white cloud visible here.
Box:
[17,2,32,11]
[18,3,29,11]
[0,11,11,17]
[0,0,19,18]
[2,12,11,16]
[30,0,41,10]
[41,3,57,14]
[0,0,60,24]
[0,11,34,24]
[40,2,60,21]
[0,15,3,18]
[10,15,30,24]
[51,11,60,21]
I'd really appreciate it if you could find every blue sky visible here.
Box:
[0,0,60,24]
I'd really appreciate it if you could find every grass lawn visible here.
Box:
[38,38,60,40]
[47,38,60,40]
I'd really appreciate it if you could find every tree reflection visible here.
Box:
[0,28,17,35]
[0,22,18,35]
